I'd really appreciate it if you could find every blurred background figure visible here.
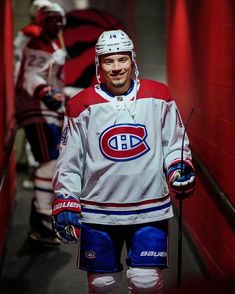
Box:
[14,0,53,190]
[14,0,52,83]
[14,2,67,245]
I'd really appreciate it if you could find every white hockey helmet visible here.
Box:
[95,30,135,59]
[95,29,139,83]
[36,2,66,26]
[29,0,52,17]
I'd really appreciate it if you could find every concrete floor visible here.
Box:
[0,170,205,294]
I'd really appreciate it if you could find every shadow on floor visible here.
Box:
[0,170,206,293]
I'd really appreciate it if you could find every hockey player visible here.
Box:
[14,0,53,190]
[15,2,67,245]
[14,0,52,83]
[52,30,195,292]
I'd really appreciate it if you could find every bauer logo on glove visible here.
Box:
[53,199,80,212]
[51,194,82,244]
[167,159,195,196]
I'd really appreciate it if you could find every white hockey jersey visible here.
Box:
[53,79,192,225]
[15,34,66,128]
[14,23,41,84]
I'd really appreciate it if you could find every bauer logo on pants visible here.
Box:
[99,123,150,161]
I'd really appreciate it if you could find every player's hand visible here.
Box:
[38,86,63,110]
[167,160,195,197]
[51,194,82,244]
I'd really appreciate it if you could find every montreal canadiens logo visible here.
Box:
[99,123,150,161]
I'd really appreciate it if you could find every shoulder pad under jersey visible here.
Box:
[138,79,173,102]
[66,86,107,118]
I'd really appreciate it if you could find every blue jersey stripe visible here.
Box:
[82,202,171,215]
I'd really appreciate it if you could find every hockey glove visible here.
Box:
[51,194,82,244]
[40,86,63,111]
[167,160,195,197]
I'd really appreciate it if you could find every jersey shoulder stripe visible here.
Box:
[66,86,106,117]
[66,79,173,118]
[138,79,173,102]
[27,35,61,52]
[21,24,41,38]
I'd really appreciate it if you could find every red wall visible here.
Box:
[167,0,235,278]
[0,0,16,258]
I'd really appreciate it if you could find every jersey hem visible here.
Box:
[81,213,174,226]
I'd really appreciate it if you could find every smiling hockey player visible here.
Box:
[52,30,195,293]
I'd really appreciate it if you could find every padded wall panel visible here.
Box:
[167,0,235,278]
[0,0,16,256]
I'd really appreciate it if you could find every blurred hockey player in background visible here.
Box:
[51,30,195,292]
[14,0,52,83]
[15,2,67,245]
[14,0,52,190]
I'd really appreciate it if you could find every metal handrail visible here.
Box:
[192,151,235,231]
[0,127,17,191]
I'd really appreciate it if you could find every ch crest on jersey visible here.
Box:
[99,123,150,161]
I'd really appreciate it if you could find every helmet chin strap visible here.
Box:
[132,59,139,82]
[95,57,101,83]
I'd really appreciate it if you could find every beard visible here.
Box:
[110,77,127,88]
[110,74,129,88]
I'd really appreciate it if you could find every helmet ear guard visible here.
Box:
[95,29,139,83]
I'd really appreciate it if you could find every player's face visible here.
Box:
[100,52,132,94]
[43,12,64,38]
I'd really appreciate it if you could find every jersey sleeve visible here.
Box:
[161,100,192,169]
[52,113,87,199]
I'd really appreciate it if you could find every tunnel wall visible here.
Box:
[166,0,235,278]
[0,0,16,260]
